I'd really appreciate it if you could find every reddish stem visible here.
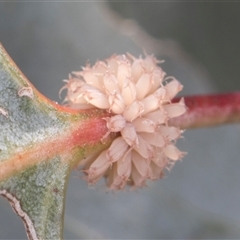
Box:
[170,92,240,129]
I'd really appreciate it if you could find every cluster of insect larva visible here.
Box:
[63,54,186,190]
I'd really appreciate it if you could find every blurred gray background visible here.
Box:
[1,2,240,239]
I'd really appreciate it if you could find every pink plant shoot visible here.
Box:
[62,54,187,190]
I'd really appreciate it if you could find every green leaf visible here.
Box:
[0,157,69,240]
[0,44,111,239]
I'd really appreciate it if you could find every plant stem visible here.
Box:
[170,92,240,129]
